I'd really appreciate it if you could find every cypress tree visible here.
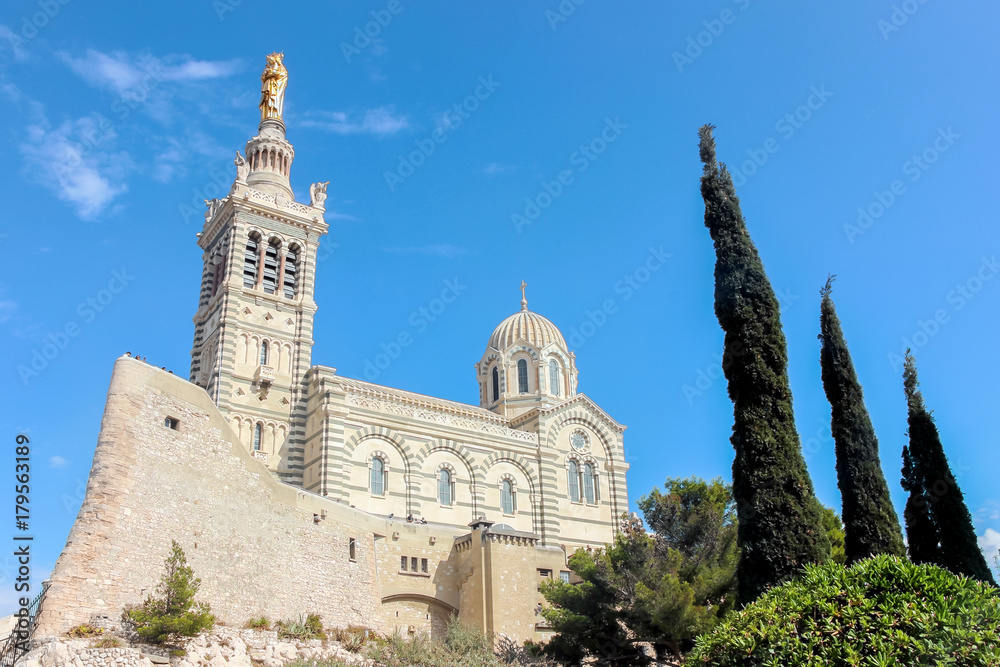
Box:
[697,125,830,604]
[818,277,906,562]
[900,444,941,565]
[902,352,995,584]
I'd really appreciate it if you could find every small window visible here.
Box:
[501,479,515,515]
[560,571,571,583]
[421,558,428,573]
[371,457,385,496]
[439,468,453,506]
[549,359,560,396]
[568,460,580,503]
[283,247,298,299]
[411,557,418,572]
[538,569,552,578]
[259,341,269,366]
[517,359,529,394]
[400,556,407,571]
[349,538,357,562]
[164,417,179,430]
[253,423,262,451]
[583,462,596,505]
[491,366,500,402]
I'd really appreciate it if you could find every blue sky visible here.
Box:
[1,1,998,613]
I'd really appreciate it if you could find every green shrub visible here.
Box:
[68,624,104,638]
[276,613,325,641]
[685,554,1000,666]
[124,540,215,643]
[330,625,375,652]
[90,636,123,648]
[244,616,271,631]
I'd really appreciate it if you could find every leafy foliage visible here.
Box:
[819,507,846,566]
[819,279,907,562]
[124,540,214,643]
[276,613,326,640]
[685,555,1000,666]
[697,124,830,604]
[541,478,739,664]
[902,352,996,584]
[243,615,271,631]
[67,624,104,638]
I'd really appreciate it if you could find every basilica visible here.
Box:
[36,54,630,643]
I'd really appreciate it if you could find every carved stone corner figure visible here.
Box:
[310,181,330,208]
[204,198,222,222]
[235,151,249,182]
[259,53,288,122]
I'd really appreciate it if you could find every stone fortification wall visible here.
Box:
[35,357,389,636]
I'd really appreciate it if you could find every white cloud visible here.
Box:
[977,500,1000,523]
[483,163,516,175]
[49,456,69,469]
[979,528,1000,574]
[381,244,470,259]
[59,50,239,96]
[19,114,131,219]
[300,107,409,136]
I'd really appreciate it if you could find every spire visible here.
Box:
[242,53,295,199]
[520,280,528,311]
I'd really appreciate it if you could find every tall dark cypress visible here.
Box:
[818,278,906,562]
[903,352,995,584]
[900,444,941,565]
[698,125,830,604]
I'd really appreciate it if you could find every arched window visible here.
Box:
[491,367,500,402]
[243,235,259,288]
[517,359,529,394]
[262,241,280,294]
[252,423,262,451]
[549,360,560,396]
[438,469,453,506]
[259,341,269,366]
[501,479,515,515]
[370,457,385,496]
[283,246,298,299]
[583,462,596,505]
[568,460,580,503]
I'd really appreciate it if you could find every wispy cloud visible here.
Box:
[19,112,131,219]
[59,50,239,96]
[483,163,516,175]
[381,244,470,259]
[300,107,409,136]
[978,500,1000,523]
[979,528,1000,572]
[49,456,69,469]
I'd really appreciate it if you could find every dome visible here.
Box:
[487,293,567,351]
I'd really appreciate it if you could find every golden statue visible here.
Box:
[259,53,288,121]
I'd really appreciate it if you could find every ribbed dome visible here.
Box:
[488,306,567,351]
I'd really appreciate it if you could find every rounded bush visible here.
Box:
[685,555,1000,666]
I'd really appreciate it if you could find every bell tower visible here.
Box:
[189,53,330,485]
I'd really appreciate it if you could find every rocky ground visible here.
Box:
[17,626,369,667]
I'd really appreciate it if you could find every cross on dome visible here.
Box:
[520,280,528,311]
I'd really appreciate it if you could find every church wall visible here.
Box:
[36,358,387,637]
